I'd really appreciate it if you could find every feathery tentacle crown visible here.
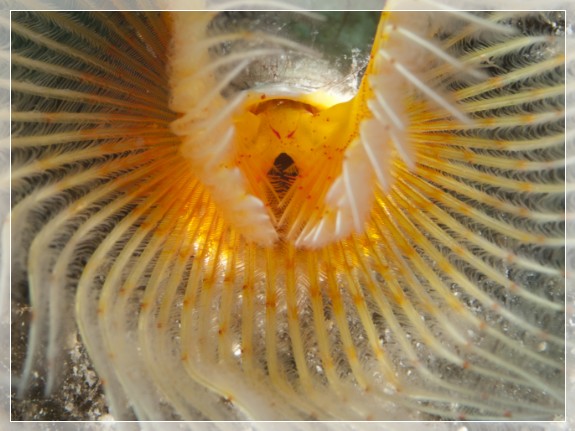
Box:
[11,8,565,421]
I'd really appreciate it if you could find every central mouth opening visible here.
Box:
[267,151,299,202]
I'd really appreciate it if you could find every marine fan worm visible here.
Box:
[10,8,566,422]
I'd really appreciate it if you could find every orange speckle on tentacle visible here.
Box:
[489,76,504,89]
[392,290,406,306]
[447,294,464,314]
[182,297,191,309]
[438,259,454,275]
[521,114,536,124]
[453,245,465,257]
[518,207,531,217]
[519,182,535,192]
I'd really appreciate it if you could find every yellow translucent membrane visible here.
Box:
[10,10,566,421]
[232,96,357,240]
